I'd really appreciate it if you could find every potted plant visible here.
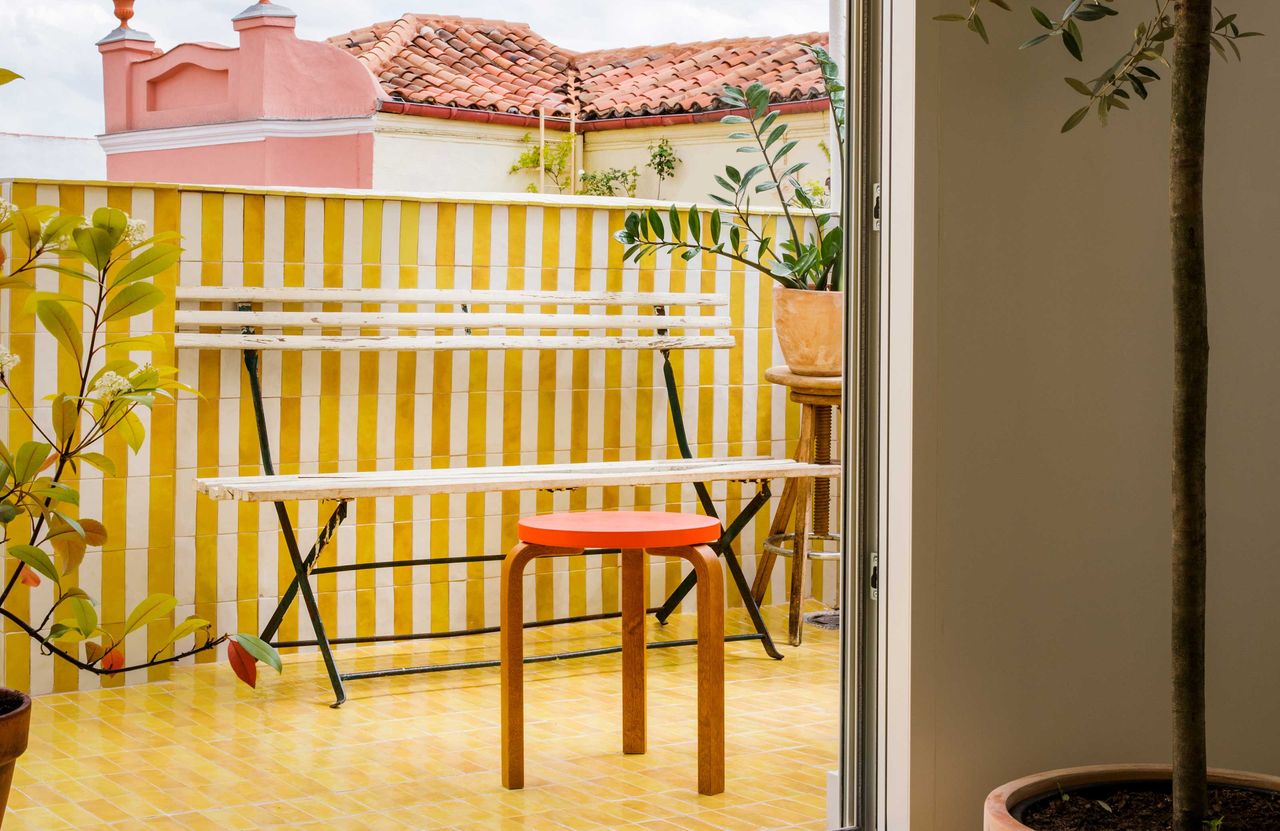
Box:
[935,3,1272,830]
[614,45,847,377]
[0,192,281,820]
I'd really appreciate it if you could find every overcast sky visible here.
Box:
[0,0,829,138]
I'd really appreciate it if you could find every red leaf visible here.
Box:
[18,570,40,587]
[100,648,124,673]
[228,639,257,689]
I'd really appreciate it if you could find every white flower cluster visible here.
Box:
[0,200,14,225]
[121,218,147,247]
[0,348,20,377]
[91,370,132,401]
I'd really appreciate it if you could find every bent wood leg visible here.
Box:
[664,544,725,796]
[501,543,570,789]
[621,549,647,754]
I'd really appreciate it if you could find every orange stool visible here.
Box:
[500,511,726,795]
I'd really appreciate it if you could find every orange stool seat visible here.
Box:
[500,510,726,796]
[517,510,720,549]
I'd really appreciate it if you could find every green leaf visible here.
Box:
[112,244,181,289]
[119,411,145,453]
[687,206,701,245]
[668,204,682,238]
[646,207,664,240]
[72,227,115,271]
[720,114,749,124]
[968,13,989,44]
[1031,7,1053,29]
[91,208,128,246]
[1062,29,1083,61]
[124,593,177,635]
[0,69,22,87]
[68,596,97,638]
[12,441,52,484]
[1061,106,1090,133]
[105,283,165,323]
[158,615,212,654]
[79,452,116,477]
[1065,77,1092,96]
[710,210,722,243]
[231,633,283,673]
[35,300,83,364]
[8,544,59,583]
[933,14,965,22]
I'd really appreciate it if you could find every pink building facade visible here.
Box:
[95,1,832,198]
[98,1,382,187]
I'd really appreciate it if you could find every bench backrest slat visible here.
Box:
[173,334,733,352]
[174,285,735,353]
[174,310,730,332]
[175,286,728,307]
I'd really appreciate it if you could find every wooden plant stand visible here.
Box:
[750,366,843,646]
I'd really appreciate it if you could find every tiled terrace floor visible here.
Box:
[7,603,838,830]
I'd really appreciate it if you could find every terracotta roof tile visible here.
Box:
[328,15,828,120]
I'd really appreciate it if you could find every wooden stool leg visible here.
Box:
[750,476,798,605]
[788,475,814,647]
[621,548,647,754]
[501,543,545,790]
[787,404,819,647]
[670,544,725,796]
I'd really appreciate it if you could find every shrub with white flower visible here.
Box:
[90,370,132,401]
[0,203,280,689]
[0,348,18,377]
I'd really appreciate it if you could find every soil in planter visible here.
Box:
[1019,783,1280,831]
[0,690,23,717]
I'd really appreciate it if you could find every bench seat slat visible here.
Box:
[197,458,841,502]
[174,310,731,331]
[174,334,735,351]
[175,286,728,307]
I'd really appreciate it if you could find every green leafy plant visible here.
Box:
[578,166,639,198]
[0,201,280,690]
[646,137,681,198]
[936,4,1259,830]
[509,132,574,193]
[614,51,845,291]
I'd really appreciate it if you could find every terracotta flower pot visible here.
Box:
[984,764,1280,830]
[0,689,30,823]
[772,286,843,377]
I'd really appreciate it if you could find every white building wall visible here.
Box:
[582,111,832,205]
[369,109,833,206]
[0,133,106,180]
[371,113,573,194]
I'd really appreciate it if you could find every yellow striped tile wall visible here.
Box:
[0,180,839,695]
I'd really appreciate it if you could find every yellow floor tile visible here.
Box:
[3,605,837,831]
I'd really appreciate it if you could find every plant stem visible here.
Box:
[0,606,222,674]
[1169,2,1212,830]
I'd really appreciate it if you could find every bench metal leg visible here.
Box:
[654,485,783,661]
[257,500,350,707]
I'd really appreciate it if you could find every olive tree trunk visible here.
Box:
[1169,2,1213,830]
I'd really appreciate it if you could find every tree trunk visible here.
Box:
[1169,3,1213,831]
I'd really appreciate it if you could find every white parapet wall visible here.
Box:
[0,133,106,180]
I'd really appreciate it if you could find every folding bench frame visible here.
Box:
[237,309,782,707]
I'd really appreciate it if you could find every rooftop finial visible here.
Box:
[113,0,135,28]
[233,0,296,23]
[98,0,153,45]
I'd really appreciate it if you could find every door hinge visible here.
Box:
[869,551,879,601]
[871,184,881,232]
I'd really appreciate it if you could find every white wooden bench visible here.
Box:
[177,285,840,706]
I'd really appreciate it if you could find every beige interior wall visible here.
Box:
[906,3,1280,828]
